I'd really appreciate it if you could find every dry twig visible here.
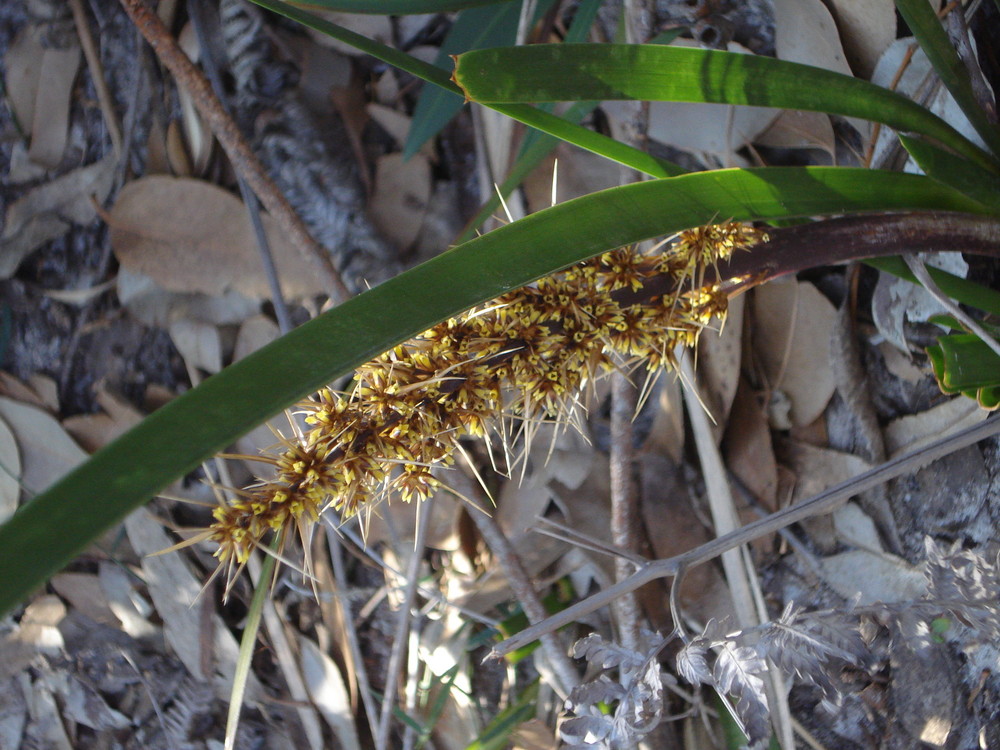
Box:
[117,0,350,302]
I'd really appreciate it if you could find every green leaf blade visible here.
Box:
[453,43,998,172]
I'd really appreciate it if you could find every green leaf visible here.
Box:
[899,134,1000,212]
[466,681,539,750]
[252,0,677,177]
[405,1,525,159]
[865,256,1000,317]
[930,332,1000,390]
[0,167,984,616]
[894,0,1000,158]
[453,43,999,173]
[295,0,517,14]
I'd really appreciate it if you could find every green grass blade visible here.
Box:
[0,168,984,616]
[899,134,1000,212]
[894,0,1000,158]
[466,681,539,750]
[225,543,278,750]
[297,0,516,13]
[404,1,524,159]
[453,43,999,173]
[252,0,677,177]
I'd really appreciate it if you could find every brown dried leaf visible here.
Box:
[0,157,115,278]
[0,371,48,409]
[48,573,120,628]
[108,176,326,299]
[522,142,622,213]
[0,415,21,525]
[826,0,896,79]
[169,318,223,374]
[63,386,143,453]
[754,109,836,157]
[698,296,744,434]
[123,508,264,701]
[751,278,837,428]
[885,397,987,457]
[774,0,869,139]
[4,25,80,168]
[0,397,85,498]
[298,636,362,750]
[234,315,283,471]
[370,153,431,251]
[723,376,778,510]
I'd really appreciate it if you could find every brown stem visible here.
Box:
[613,212,1000,308]
[117,0,350,303]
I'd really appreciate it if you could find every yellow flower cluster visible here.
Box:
[206,223,766,581]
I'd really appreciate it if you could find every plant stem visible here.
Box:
[609,370,642,652]
[465,493,580,698]
[117,0,350,302]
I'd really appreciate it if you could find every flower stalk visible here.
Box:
[204,224,767,586]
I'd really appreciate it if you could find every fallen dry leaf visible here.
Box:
[774,0,869,139]
[4,24,80,169]
[370,152,432,250]
[116,268,261,330]
[109,175,327,299]
[885,396,987,457]
[0,414,22,524]
[754,109,836,158]
[169,318,223,374]
[298,635,362,750]
[0,397,86,499]
[48,573,120,629]
[233,315,284,472]
[26,374,58,413]
[0,371,49,408]
[123,507,264,701]
[63,385,144,453]
[723,376,778,509]
[826,0,896,78]
[0,157,115,279]
[872,252,967,353]
[697,296,744,433]
[819,549,925,604]
[751,277,837,428]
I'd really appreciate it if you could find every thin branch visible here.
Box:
[491,416,1000,658]
[186,0,294,333]
[117,0,350,302]
[464,489,580,698]
[610,369,642,652]
[70,0,124,157]
[904,253,1000,358]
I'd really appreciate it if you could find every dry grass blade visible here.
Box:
[680,352,795,749]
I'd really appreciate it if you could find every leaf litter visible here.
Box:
[4,0,1000,748]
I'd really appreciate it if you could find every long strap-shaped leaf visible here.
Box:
[253,0,681,178]
[453,43,999,174]
[0,168,985,617]
[894,0,1000,158]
